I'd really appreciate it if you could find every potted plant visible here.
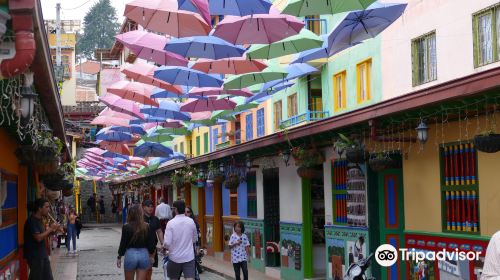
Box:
[333,133,367,164]
[224,172,240,189]
[170,171,184,187]
[368,153,393,172]
[292,147,324,179]
[182,165,198,185]
[474,130,500,153]
[206,161,224,184]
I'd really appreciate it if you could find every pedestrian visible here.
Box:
[155,197,172,235]
[142,199,163,280]
[112,198,118,222]
[75,214,82,239]
[99,195,105,223]
[66,208,78,255]
[228,221,250,280]
[482,230,500,279]
[163,200,198,280]
[87,194,96,220]
[117,204,156,280]
[23,198,61,280]
[185,206,202,279]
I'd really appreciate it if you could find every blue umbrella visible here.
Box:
[96,130,132,142]
[151,87,188,99]
[209,0,272,16]
[108,125,146,135]
[140,101,191,121]
[102,151,129,160]
[169,152,187,160]
[134,142,174,158]
[164,36,246,59]
[246,81,295,103]
[154,66,224,88]
[261,63,318,91]
[292,3,407,63]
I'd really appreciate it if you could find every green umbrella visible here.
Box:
[247,29,323,59]
[223,65,287,90]
[153,127,190,136]
[282,0,376,16]
[138,163,160,175]
[212,97,259,119]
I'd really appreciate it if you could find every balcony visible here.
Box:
[216,140,231,150]
[63,101,104,115]
[280,110,330,129]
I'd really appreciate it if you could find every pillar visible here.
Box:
[18,165,28,280]
[213,181,223,252]
[198,187,206,246]
[184,183,192,207]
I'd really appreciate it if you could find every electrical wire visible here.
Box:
[61,0,93,11]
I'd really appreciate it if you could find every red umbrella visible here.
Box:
[180,97,236,112]
[124,0,211,38]
[106,81,159,106]
[192,58,267,74]
[122,62,182,94]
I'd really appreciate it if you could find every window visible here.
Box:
[333,71,346,111]
[196,136,200,156]
[188,140,193,156]
[221,123,227,142]
[305,15,325,35]
[273,101,282,130]
[356,59,372,103]
[247,172,257,218]
[245,113,253,141]
[256,108,265,137]
[439,142,479,234]
[230,188,238,216]
[287,93,298,118]
[411,32,437,86]
[203,132,209,154]
[473,5,500,67]
[180,142,184,154]
[174,144,178,152]
[213,128,219,148]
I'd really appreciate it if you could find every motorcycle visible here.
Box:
[344,253,375,280]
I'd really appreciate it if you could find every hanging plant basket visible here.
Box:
[36,147,57,163]
[214,174,224,184]
[36,160,60,175]
[345,147,368,164]
[41,173,65,191]
[296,166,321,179]
[15,145,36,165]
[473,134,500,153]
[368,157,392,172]
[224,173,240,189]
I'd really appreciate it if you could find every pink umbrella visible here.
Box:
[180,97,236,112]
[191,58,267,74]
[190,111,212,121]
[127,156,148,166]
[87,148,106,156]
[99,108,136,120]
[124,0,211,38]
[91,116,130,127]
[116,30,188,66]
[122,62,182,94]
[189,87,253,97]
[106,80,159,106]
[213,14,304,44]
[99,94,145,120]
[99,141,131,156]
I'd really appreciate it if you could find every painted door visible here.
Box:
[376,166,405,280]
[263,168,280,267]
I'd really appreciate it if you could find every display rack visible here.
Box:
[333,160,367,227]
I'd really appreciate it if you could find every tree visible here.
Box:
[76,0,120,59]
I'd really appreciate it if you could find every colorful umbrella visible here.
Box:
[209,0,272,16]
[106,81,159,106]
[154,66,224,88]
[151,87,187,99]
[246,81,295,103]
[142,131,174,143]
[122,62,182,94]
[99,94,144,120]
[213,14,304,44]
[180,97,236,112]
[134,141,174,158]
[124,0,211,37]
[211,96,258,118]
[223,65,287,89]
[151,126,190,135]
[91,116,130,127]
[282,0,376,17]
[96,129,132,142]
[108,125,146,135]
[191,57,267,74]
[164,36,246,59]
[246,29,323,59]
[188,87,253,97]
[98,141,131,155]
[143,121,184,130]
[115,30,188,66]
[177,0,211,24]
[140,100,191,121]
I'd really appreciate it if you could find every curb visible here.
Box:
[201,265,234,280]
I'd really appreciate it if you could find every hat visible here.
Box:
[142,199,153,207]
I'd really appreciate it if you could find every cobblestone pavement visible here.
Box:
[76,225,226,280]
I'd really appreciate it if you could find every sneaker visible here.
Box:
[72,250,79,256]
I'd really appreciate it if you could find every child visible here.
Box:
[228,221,250,280]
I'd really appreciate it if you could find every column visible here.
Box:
[213,181,223,251]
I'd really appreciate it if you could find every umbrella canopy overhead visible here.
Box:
[115,30,188,66]
[246,29,323,59]
[209,0,272,16]
[124,0,211,37]
[164,36,246,59]
[223,65,287,89]
[191,57,267,74]
[108,125,146,135]
[188,87,253,97]
[151,87,188,99]
[91,116,130,127]
[142,129,175,143]
[96,129,133,142]
[98,141,131,156]
[140,100,191,121]
[211,96,258,118]
[213,14,304,44]
[134,141,174,158]
[154,66,224,88]
[281,0,376,16]
[98,108,136,120]
[246,81,295,103]
[177,0,211,24]
[106,80,159,106]
[122,62,182,93]
[180,96,236,112]
[99,94,145,120]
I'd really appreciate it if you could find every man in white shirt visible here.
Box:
[164,200,198,280]
[155,197,172,234]
[482,231,500,279]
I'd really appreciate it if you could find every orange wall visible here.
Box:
[0,128,19,175]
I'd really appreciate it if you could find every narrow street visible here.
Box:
[75,225,225,280]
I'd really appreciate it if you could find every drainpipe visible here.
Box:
[0,0,36,78]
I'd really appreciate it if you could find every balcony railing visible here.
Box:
[63,101,104,114]
[216,140,231,150]
[280,110,330,129]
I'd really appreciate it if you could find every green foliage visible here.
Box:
[76,0,120,59]
[291,146,324,168]
[333,133,361,151]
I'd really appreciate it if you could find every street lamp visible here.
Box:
[416,120,429,144]
[219,162,224,174]
[282,149,291,166]
[20,72,37,121]
[245,154,252,169]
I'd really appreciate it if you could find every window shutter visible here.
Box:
[473,15,479,68]
[411,40,419,86]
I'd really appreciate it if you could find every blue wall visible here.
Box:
[205,184,214,215]
[222,184,230,216]
[0,225,17,259]
[238,181,247,218]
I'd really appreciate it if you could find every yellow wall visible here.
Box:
[190,127,210,156]
[402,113,500,237]
[48,33,76,47]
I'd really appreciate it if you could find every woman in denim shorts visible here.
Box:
[117,204,156,280]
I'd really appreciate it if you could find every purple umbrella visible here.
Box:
[177,0,211,25]
[209,0,272,16]
[180,96,236,112]
[164,36,246,59]
[140,100,192,121]
[154,66,224,87]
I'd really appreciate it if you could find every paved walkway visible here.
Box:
[202,255,279,280]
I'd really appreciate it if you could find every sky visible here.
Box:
[41,0,127,24]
